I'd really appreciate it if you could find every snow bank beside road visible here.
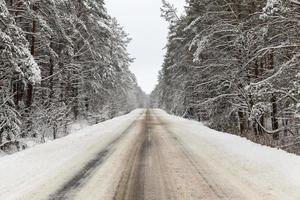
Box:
[0,109,144,200]
[155,109,300,200]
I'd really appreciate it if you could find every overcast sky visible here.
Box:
[106,0,186,94]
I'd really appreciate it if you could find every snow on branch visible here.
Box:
[260,0,289,19]
[290,0,300,6]
[161,0,180,24]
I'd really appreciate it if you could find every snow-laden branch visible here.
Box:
[276,90,299,103]
[250,54,298,87]
[161,0,180,23]
[244,44,300,69]
[0,93,15,109]
[254,117,298,135]
[290,0,300,6]
[195,94,240,106]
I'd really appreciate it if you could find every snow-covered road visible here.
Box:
[1,109,300,200]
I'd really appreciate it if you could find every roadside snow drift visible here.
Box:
[0,109,144,200]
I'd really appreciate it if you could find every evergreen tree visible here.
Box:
[0,0,146,151]
[152,0,300,150]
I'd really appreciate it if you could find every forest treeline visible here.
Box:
[151,0,300,152]
[0,0,146,151]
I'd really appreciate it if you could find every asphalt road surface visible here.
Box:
[38,109,284,200]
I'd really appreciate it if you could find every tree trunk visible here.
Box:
[0,128,3,144]
[85,97,89,112]
[268,51,279,140]
[12,74,23,109]
[238,110,245,135]
[24,3,38,136]
[53,125,57,140]
[254,60,259,79]
[48,46,54,102]
[271,94,279,140]
[258,115,264,136]
[26,2,37,108]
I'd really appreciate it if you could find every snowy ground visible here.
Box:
[1,109,300,199]
[0,109,144,200]
[68,119,91,134]
[157,109,300,199]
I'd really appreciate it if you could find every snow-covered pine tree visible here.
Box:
[0,0,40,146]
[0,0,146,151]
[153,0,300,151]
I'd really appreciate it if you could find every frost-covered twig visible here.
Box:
[0,93,15,109]
[254,117,297,135]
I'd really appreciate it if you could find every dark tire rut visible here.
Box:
[48,118,140,200]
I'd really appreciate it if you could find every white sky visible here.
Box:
[106,0,186,94]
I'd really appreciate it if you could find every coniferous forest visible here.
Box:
[0,0,146,151]
[151,0,300,152]
[2,0,300,198]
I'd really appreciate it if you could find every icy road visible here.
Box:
[1,109,300,200]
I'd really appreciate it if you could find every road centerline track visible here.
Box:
[113,110,227,200]
[113,110,149,200]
